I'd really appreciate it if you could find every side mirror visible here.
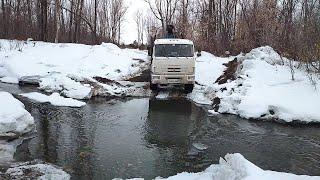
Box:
[197,51,201,57]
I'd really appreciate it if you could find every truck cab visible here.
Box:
[150,39,195,93]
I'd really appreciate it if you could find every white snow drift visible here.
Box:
[0,91,34,136]
[190,46,320,123]
[188,52,232,105]
[154,153,320,180]
[20,92,86,107]
[5,163,70,180]
[0,39,149,99]
[116,153,320,180]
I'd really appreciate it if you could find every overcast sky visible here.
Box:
[122,0,149,44]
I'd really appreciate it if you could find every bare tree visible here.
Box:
[145,0,179,35]
[55,0,61,43]
[135,9,146,44]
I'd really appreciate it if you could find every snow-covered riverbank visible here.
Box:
[190,46,320,123]
[1,39,319,123]
[115,153,320,180]
[0,91,70,179]
[0,39,150,101]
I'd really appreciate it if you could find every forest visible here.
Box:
[0,0,320,71]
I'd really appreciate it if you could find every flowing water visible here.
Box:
[1,83,320,179]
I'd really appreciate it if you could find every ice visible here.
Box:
[39,74,93,100]
[20,92,86,107]
[0,91,34,136]
[0,141,15,161]
[208,110,219,114]
[192,143,208,150]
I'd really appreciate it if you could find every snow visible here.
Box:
[5,163,70,180]
[156,91,170,99]
[187,51,232,105]
[0,76,19,84]
[189,47,320,123]
[0,91,34,136]
[0,39,149,99]
[195,52,232,87]
[38,74,93,99]
[20,92,86,107]
[116,153,319,180]
[215,47,320,122]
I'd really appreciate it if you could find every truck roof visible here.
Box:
[154,38,194,45]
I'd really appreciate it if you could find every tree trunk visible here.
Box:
[1,0,6,37]
[69,0,74,42]
[93,0,98,43]
[55,0,61,43]
[39,0,48,41]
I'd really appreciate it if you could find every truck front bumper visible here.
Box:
[151,74,195,84]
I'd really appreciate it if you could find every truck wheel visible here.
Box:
[150,83,158,91]
[184,84,194,93]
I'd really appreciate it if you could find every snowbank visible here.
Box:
[187,52,232,105]
[115,153,319,180]
[190,47,320,123]
[5,163,70,180]
[20,92,86,107]
[0,76,19,84]
[195,52,232,87]
[0,39,149,99]
[215,47,320,122]
[0,91,34,137]
[156,153,320,180]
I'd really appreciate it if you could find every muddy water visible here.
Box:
[9,95,319,180]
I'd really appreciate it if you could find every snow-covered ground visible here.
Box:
[4,162,70,180]
[189,47,320,123]
[115,153,320,180]
[188,52,233,105]
[0,91,34,137]
[20,92,86,107]
[0,39,150,100]
[1,39,319,122]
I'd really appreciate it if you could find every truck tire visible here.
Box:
[184,84,194,93]
[150,83,158,91]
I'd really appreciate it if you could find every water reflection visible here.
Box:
[14,97,320,180]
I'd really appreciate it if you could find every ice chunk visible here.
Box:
[0,91,34,136]
[192,143,208,151]
[20,92,86,107]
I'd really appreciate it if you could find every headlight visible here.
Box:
[152,75,160,80]
[188,76,195,80]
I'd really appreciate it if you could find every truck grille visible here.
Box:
[167,67,181,72]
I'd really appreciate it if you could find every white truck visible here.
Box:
[150,38,195,93]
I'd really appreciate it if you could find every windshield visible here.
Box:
[155,44,194,57]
